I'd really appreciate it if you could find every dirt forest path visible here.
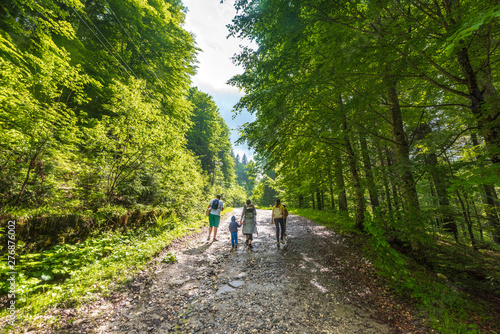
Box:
[55,209,424,334]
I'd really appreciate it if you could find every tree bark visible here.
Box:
[463,191,478,251]
[385,75,421,249]
[316,190,322,211]
[333,148,348,211]
[377,145,393,211]
[342,112,365,231]
[428,178,441,227]
[471,134,500,244]
[456,45,500,172]
[329,184,335,210]
[359,132,380,212]
[427,152,458,241]
[384,146,401,212]
[471,197,484,243]
[455,189,478,251]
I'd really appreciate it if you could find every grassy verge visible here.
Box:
[289,207,499,334]
[0,211,217,331]
[289,208,356,234]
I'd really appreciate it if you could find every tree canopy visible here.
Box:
[229,0,500,249]
[0,0,242,217]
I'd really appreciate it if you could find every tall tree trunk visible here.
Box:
[471,134,500,244]
[212,166,216,186]
[342,109,365,231]
[316,190,322,211]
[298,194,304,209]
[427,152,458,241]
[471,197,484,243]
[456,45,500,172]
[327,167,336,210]
[428,178,441,227]
[359,132,380,212]
[385,75,421,249]
[463,191,478,251]
[329,184,335,210]
[312,193,315,210]
[384,147,401,212]
[455,190,478,251]
[377,145,393,211]
[443,151,478,249]
[333,148,348,211]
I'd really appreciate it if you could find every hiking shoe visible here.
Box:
[207,237,210,241]
[213,238,218,242]
[235,244,238,249]
[280,239,285,244]
[248,244,253,249]
[245,240,249,244]
[277,243,280,249]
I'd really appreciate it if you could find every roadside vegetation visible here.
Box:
[292,208,500,333]
[0,214,205,329]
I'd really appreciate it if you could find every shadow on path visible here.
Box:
[182,241,212,255]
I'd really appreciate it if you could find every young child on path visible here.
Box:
[283,204,289,239]
[228,216,241,249]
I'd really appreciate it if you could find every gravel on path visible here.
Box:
[34,209,426,333]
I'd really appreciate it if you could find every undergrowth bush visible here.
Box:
[0,212,207,329]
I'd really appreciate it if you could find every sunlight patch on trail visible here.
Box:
[310,278,328,293]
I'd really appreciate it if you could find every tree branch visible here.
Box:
[383,102,469,108]
[436,127,478,157]
[394,47,470,98]
[416,49,466,83]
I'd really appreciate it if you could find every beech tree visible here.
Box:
[229,0,500,247]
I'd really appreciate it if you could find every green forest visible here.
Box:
[228,0,500,331]
[1,0,500,332]
[0,0,254,325]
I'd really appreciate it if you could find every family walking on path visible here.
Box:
[211,196,289,251]
[206,195,292,251]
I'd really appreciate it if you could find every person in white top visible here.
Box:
[207,194,224,241]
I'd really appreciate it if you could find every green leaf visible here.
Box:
[41,272,54,281]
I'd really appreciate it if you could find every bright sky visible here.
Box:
[183,0,255,161]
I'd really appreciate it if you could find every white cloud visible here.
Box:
[183,0,256,159]
[183,0,249,93]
